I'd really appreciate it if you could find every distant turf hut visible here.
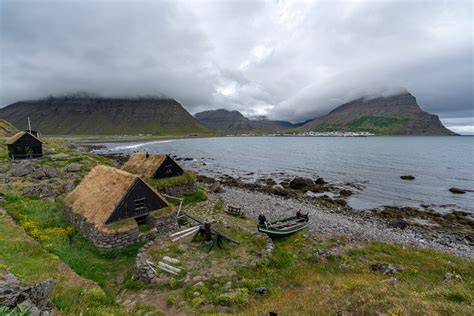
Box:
[6,131,43,160]
[122,153,184,179]
[64,165,178,249]
[122,153,198,196]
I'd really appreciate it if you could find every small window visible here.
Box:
[134,198,146,212]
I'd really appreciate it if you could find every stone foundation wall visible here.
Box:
[64,207,140,249]
[132,241,156,283]
[148,211,179,237]
[159,183,197,197]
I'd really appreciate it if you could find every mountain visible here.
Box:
[195,109,300,133]
[0,119,18,138]
[0,96,210,135]
[295,92,456,135]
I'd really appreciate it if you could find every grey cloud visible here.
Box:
[0,0,472,130]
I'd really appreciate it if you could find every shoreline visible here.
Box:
[217,185,473,258]
[45,133,473,145]
[46,134,218,144]
[92,148,473,258]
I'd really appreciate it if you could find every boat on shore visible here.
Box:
[257,213,309,238]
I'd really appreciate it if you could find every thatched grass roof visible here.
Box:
[64,165,166,230]
[0,119,18,138]
[5,131,43,145]
[121,153,167,178]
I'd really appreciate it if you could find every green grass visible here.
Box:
[150,206,175,218]
[183,185,208,204]
[0,140,8,160]
[2,194,141,296]
[0,208,129,315]
[146,171,196,189]
[238,233,474,315]
[314,115,411,134]
[106,218,138,232]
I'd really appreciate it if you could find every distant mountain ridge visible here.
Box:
[0,96,210,135]
[295,92,456,135]
[194,109,300,133]
[0,91,455,136]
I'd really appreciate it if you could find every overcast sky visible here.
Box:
[1,0,472,133]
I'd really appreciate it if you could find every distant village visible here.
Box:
[228,131,374,137]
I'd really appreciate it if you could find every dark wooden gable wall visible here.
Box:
[105,178,168,224]
[8,133,43,159]
[153,156,184,179]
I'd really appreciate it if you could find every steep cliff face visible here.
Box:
[195,109,298,133]
[297,92,456,135]
[0,97,210,135]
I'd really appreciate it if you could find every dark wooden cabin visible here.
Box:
[64,165,169,227]
[122,153,184,179]
[6,131,43,159]
[105,177,169,224]
[24,130,39,137]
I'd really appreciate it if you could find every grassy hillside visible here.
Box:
[0,97,211,136]
[296,92,456,135]
[0,138,472,314]
[312,115,412,134]
[240,235,473,314]
[0,119,18,138]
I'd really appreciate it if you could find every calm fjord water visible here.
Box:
[104,136,474,213]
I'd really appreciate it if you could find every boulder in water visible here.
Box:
[315,177,326,185]
[289,177,313,189]
[449,187,466,194]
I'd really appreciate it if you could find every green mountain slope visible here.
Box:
[295,92,456,135]
[0,96,210,135]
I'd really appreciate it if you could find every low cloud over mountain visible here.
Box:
[1,0,472,133]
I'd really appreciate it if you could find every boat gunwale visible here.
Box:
[257,214,309,236]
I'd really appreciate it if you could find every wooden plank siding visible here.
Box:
[105,178,168,224]
[153,156,184,178]
[8,133,43,159]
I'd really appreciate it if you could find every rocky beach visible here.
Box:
[97,149,473,259]
[219,186,473,258]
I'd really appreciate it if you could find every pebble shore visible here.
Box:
[220,186,474,258]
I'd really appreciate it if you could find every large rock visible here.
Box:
[388,219,409,230]
[0,273,54,314]
[339,189,353,197]
[22,183,55,198]
[289,177,313,190]
[65,163,82,173]
[370,263,400,275]
[272,185,289,197]
[8,161,34,177]
[210,182,224,193]
[42,166,60,178]
[30,168,47,180]
[449,187,466,194]
[314,177,326,185]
